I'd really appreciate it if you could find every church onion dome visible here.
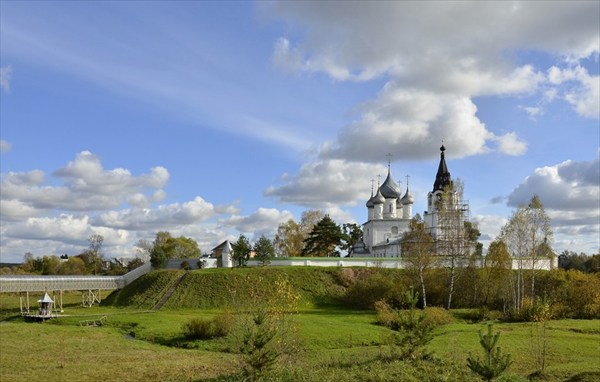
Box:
[433,144,452,192]
[373,188,385,204]
[401,188,414,204]
[366,192,375,208]
[379,169,402,199]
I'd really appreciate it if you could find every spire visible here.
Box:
[433,144,452,192]
[366,179,375,208]
[401,174,414,204]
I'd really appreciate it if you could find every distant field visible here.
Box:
[1,268,599,381]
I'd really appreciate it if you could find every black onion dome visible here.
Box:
[433,145,452,192]
[373,188,385,204]
[401,188,414,204]
[366,191,375,208]
[379,169,402,199]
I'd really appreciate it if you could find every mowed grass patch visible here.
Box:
[0,320,234,382]
[295,308,387,350]
[430,319,600,380]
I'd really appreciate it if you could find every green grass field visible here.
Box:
[1,268,599,381]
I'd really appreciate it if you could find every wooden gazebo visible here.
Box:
[37,292,54,316]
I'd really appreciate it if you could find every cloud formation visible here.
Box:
[1,151,169,213]
[264,1,599,239]
[0,151,293,261]
[506,154,600,252]
[267,1,598,162]
[265,160,386,208]
[221,208,295,239]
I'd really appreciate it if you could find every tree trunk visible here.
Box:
[419,267,427,308]
[447,256,456,310]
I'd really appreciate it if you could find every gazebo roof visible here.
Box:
[37,292,54,303]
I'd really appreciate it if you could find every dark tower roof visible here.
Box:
[380,167,402,199]
[433,145,452,192]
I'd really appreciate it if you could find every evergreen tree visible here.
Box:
[467,323,512,381]
[231,234,252,267]
[254,235,275,266]
[301,216,343,257]
[150,245,168,268]
[341,223,363,256]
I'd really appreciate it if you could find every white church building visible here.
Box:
[354,145,468,258]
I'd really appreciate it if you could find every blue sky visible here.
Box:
[1,1,598,263]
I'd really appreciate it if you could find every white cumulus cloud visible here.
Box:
[265,159,386,208]
[1,151,170,211]
[265,1,598,162]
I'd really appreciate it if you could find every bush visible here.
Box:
[375,300,397,329]
[182,313,232,340]
[182,318,215,340]
[475,306,503,322]
[214,309,235,337]
[422,307,454,327]
[344,272,399,309]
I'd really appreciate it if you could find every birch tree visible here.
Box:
[500,195,552,311]
[436,184,470,309]
[401,217,435,308]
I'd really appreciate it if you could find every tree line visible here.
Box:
[3,234,144,276]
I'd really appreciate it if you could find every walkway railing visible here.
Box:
[0,263,151,293]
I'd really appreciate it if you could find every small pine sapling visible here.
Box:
[467,323,512,381]
[387,287,434,361]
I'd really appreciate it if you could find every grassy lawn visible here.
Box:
[1,302,599,381]
[0,320,234,382]
[2,267,598,381]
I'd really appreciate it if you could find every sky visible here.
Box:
[0,1,598,263]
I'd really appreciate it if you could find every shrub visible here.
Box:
[475,306,503,322]
[374,300,397,329]
[180,260,191,270]
[214,309,235,338]
[422,307,454,327]
[182,318,215,340]
[182,312,233,340]
[344,272,398,309]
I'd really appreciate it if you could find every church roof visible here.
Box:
[401,188,414,204]
[433,145,452,192]
[373,188,385,204]
[379,168,402,199]
[366,190,375,208]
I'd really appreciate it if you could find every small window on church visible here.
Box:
[391,226,398,234]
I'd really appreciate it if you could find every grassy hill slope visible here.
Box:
[103,269,186,309]
[104,267,349,310]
